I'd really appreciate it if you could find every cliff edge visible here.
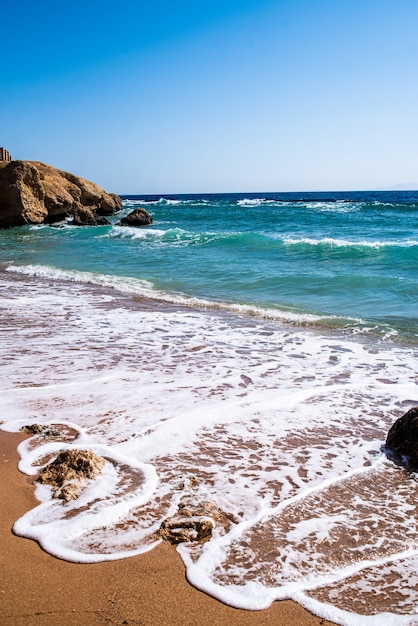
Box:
[0,160,122,228]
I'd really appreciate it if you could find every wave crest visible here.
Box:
[5,263,361,328]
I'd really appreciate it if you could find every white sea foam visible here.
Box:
[5,263,156,295]
[237,198,271,206]
[107,225,227,247]
[7,263,361,327]
[108,225,168,239]
[122,197,210,207]
[1,269,418,625]
[236,198,361,213]
[281,236,418,249]
[122,197,183,206]
[13,441,159,562]
[302,201,361,213]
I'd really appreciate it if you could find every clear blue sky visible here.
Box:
[2,0,417,194]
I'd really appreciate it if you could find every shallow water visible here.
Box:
[1,267,417,625]
[1,191,417,341]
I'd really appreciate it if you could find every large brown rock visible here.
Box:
[385,407,418,467]
[0,160,122,228]
[118,207,153,227]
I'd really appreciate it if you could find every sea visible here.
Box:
[1,191,417,625]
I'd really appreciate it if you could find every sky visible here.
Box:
[2,0,418,194]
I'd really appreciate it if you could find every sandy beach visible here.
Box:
[0,430,336,626]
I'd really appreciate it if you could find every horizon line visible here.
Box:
[118,188,418,197]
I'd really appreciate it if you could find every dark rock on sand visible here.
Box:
[0,160,122,228]
[385,407,418,467]
[37,448,106,502]
[118,207,153,227]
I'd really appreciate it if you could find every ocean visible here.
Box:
[1,191,417,625]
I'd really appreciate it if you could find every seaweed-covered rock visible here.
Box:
[385,407,418,467]
[118,207,153,227]
[37,449,106,501]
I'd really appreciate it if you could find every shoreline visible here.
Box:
[0,430,336,626]
[3,263,417,351]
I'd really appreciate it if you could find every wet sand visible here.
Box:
[0,430,337,626]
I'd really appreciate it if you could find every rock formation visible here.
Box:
[22,423,60,437]
[158,498,232,544]
[0,160,122,228]
[37,448,106,502]
[385,407,418,467]
[118,207,153,227]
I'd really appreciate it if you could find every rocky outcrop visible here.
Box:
[385,407,418,467]
[37,448,106,502]
[0,160,122,228]
[118,207,153,227]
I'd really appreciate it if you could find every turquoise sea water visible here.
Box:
[1,190,418,625]
[1,190,417,342]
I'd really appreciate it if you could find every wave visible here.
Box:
[107,226,230,246]
[5,264,156,296]
[106,225,264,248]
[237,198,279,206]
[108,225,418,252]
[280,236,418,250]
[123,196,362,212]
[7,264,413,342]
[5,263,365,329]
[107,226,169,240]
[122,197,210,207]
[237,198,362,212]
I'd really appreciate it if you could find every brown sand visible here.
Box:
[0,431,336,626]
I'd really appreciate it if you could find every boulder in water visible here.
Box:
[385,407,418,467]
[118,207,153,227]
